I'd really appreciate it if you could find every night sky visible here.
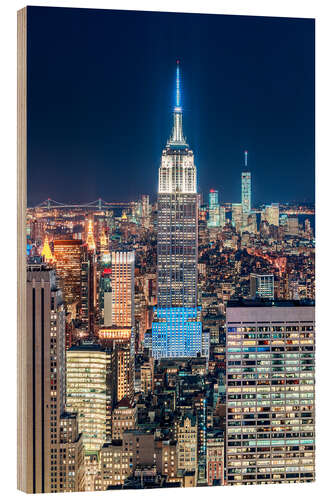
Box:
[27,6,315,207]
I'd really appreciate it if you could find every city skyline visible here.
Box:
[19,6,315,493]
[27,7,314,206]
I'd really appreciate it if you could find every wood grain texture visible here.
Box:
[17,6,27,493]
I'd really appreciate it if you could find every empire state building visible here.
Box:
[152,61,202,359]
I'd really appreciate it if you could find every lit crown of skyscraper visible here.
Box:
[41,234,54,263]
[159,60,197,194]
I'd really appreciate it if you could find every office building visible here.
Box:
[208,189,220,228]
[53,239,83,306]
[264,203,280,227]
[111,250,135,328]
[287,216,299,236]
[141,358,154,394]
[66,343,113,453]
[219,205,226,228]
[98,326,134,403]
[250,274,275,299]
[25,264,84,493]
[152,60,202,359]
[226,300,315,485]
[232,203,243,232]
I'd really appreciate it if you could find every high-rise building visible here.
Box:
[208,189,220,227]
[111,250,135,328]
[263,203,280,226]
[152,60,202,359]
[25,264,84,493]
[287,216,299,236]
[219,205,226,228]
[66,343,113,453]
[232,203,243,232]
[241,150,251,216]
[226,299,315,485]
[80,243,97,335]
[250,273,275,299]
[53,239,83,306]
[98,326,134,403]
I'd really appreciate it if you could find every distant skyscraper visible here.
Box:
[226,300,315,485]
[219,205,226,228]
[287,215,299,235]
[25,264,84,493]
[208,189,220,227]
[241,150,251,217]
[152,61,202,359]
[250,273,275,299]
[232,203,243,232]
[263,203,280,226]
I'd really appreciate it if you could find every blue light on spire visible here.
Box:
[176,59,181,109]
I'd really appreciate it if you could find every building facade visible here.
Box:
[111,250,135,328]
[53,239,83,307]
[25,264,84,493]
[226,300,315,485]
[66,343,113,453]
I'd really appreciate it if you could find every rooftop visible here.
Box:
[227,298,315,308]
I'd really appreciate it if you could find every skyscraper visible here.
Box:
[66,343,113,453]
[263,203,280,227]
[225,299,315,485]
[152,61,202,359]
[53,239,83,307]
[111,250,135,328]
[241,150,251,217]
[24,264,84,493]
[208,189,220,228]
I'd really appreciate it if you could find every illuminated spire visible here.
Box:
[86,219,96,251]
[168,60,188,147]
[244,150,248,168]
[41,234,53,263]
[176,59,181,108]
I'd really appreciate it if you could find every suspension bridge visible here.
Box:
[29,198,135,210]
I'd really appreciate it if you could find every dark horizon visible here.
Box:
[27,7,315,207]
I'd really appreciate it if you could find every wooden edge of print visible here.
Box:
[17,7,27,493]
